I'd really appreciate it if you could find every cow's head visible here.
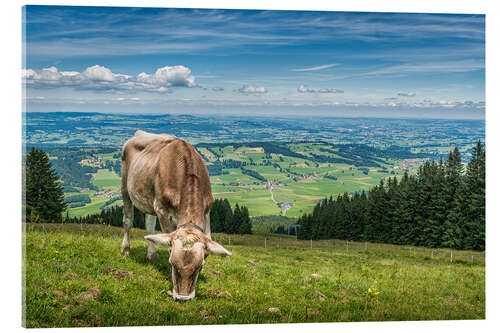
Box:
[144,228,231,301]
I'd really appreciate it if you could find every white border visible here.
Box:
[3,1,498,333]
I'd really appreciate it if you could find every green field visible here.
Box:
[23,224,485,327]
[61,142,426,218]
[92,169,121,190]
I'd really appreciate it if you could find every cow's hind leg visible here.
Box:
[121,193,134,255]
[145,214,158,261]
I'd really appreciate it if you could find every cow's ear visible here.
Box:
[144,233,174,247]
[205,239,232,256]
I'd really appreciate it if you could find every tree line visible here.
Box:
[24,147,253,234]
[209,198,252,234]
[297,141,485,251]
[63,199,253,235]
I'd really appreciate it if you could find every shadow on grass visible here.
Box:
[129,245,172,277]
[129,245,208,285]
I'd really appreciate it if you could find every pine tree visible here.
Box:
[424,160,447,248]
[25,147,67,222]
[232,204,242,234]
[442,148,466,249]
[462,141,485,250]
[393,172,417,245]
[210,198,224,232]
[222,199,233,233]
[238,206,252,234]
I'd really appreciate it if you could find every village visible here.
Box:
[392,158,425,171]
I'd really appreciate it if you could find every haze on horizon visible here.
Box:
[23,6,485,120]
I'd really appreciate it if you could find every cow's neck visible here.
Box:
[176,175,205,230]
[177,210,205,230]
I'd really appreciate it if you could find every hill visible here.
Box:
[23,223,485,327]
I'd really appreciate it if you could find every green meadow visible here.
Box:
[23,224,484,328]
[62,142,420,218]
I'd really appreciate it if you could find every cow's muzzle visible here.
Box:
[171,266,201,301]
[172,289,196,301]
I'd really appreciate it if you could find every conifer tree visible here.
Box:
[25,147,67,222]
[232,204,242,234]
[442,148,466,249]
[209,199,223,233]
[462,140,485,250]
[238,206,252,234]
[222,199,233,233]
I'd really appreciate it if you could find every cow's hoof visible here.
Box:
[121,246,130,255]
[147,252,158,261]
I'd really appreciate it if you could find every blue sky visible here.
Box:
[22,6,485,119]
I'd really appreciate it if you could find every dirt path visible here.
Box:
[268,181,278,205]
[268,181,289,216]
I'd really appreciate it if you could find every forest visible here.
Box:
[63,197,252,235]
[297,141,485,251]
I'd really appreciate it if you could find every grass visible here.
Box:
[67,196,110,218]
[23,223,485,328]
[92,169,121,190]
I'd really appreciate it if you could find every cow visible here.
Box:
[120,130,231,301]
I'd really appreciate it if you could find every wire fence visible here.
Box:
[211,233,485,265]
[24,223,485,265]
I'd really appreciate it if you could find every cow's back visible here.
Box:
[121,131,177,214]
[156,138,213,215]
[121,131,213,219]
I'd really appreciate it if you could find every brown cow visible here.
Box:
[120,130,231,301]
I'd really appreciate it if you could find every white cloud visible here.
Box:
[291,64,337,72]
[397,92,416,97]
[136,65,195,87]
[82,65,115,81]
[297,84,315,93]
[297,85,344,93]
[237,85,267,94]
[318,88,344,94]
[22,65,196,93]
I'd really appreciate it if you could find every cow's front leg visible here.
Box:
[145,214,158,261]
[203,213,211,239]
[121,194,134,255]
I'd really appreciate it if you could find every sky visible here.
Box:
[22,6,485,119]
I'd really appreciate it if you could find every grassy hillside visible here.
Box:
[23,224,485,327]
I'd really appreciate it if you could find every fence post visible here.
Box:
[229,236,231,246]
[431,250,434,259]
[346,241,349,252]
[265,237,267,248]
[279,237,281,248]
[450,251,453,263]
[365,242,367,251]
[471,255,474,264]
[310,239,312,249]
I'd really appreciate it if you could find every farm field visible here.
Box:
[27,113,484,220]
[23,224,485,327]
[56,141,424,218]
